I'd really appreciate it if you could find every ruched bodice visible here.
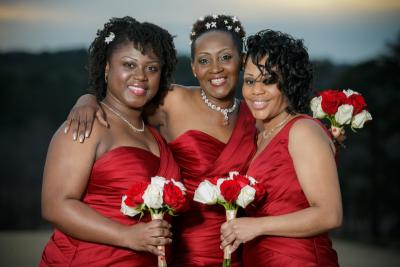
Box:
[168,102,257,267]
[243,115,339,267]
[40,127,180,267]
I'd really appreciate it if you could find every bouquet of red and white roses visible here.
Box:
[121,176,188,267]
[193,171,265,267]
[310,89,372,140]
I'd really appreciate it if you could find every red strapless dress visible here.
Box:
[40,127,180,267]
[168,102,257,267]
[243,115,339,267]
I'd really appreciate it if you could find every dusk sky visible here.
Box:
[1,0,399,63]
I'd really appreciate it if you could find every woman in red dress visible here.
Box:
[220,30,342,267]
[63,15,257,266]
[40,17,179,266]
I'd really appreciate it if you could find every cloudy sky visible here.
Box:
[1,0,399,63]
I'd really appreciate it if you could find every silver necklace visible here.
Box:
[100,102,145,132]
[262,114,291,139]
[200,89,239,125]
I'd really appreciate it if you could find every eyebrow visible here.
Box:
[122,56,161,64]
[196,47,233,56]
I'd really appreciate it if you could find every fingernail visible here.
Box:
[73,133,77,140]
[79,135,84,143]
[64,127,68,134]
[85,131,90,138]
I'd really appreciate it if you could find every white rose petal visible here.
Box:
[335,104,354,125]
[171,179,187,194]
[351,110,372,129]
[121,195,141,217]
[142,184,163,209]
[228,171,239,179]
[247,175,257,186]
[151,176,167,190]
[193,180,218,204]
[310,96,326,119]
[236,185,256,208]
[342,89,359,97]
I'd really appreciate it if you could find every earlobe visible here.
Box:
[191,63,197,78]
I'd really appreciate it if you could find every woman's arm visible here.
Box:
[42,122,171,255]
[221,119,342,252]
[64,94,108,142]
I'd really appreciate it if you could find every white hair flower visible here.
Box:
[226,25,232,30]
[234,26,240,32]
[211,21,217,28]
[232,16,238,22]
[224,20,228,24]
[104,32,115,44]
[205,22,211,29]
[212,14,218,19]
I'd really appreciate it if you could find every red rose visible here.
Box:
[232,174,250,188]
[252,182,267,205]
[163,182,188,213]
[319,90,347,115]
[208,176,220,185]
[220,179,241,203]
[347,94,367,115]
[125,182,148,206]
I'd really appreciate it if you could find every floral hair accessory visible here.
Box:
[104,32,115,44]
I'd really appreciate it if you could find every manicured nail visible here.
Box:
[79,135,84,143]
[85,130,90,138]
[73,132,77,140]
[64,127,69,134]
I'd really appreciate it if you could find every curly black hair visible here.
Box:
[245,29,313,114]
[190,14,246,61]
[87,16,177,110]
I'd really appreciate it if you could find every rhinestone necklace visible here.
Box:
[100,102,145,132]
[200,89,239,125]
[262,114,291,139]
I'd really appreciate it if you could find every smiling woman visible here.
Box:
[39,16,180,266]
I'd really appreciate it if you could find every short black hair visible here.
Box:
[189,14,245,61]
[87,16,177,110]
[245,29,313,114]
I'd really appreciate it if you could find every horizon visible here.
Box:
[1,0,399,64]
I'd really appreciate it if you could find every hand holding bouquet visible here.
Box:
[310,89,372,144]
[121,176,188,267]
[193,171,265,267]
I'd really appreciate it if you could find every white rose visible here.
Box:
[342,89,359,97]
[216,178,227,202]
[142,184,163,209]
[335,104,354,125]
[120,195,141,217]
[236,185,256,208]
[151,176,166,190]
[351,110,372,129]
[310,96,326,119]
[193,180,218,204]
[171,179,187,194]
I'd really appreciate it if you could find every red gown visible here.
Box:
[168,102,257,267]
[243,115,339,267]
[40,127,180,267]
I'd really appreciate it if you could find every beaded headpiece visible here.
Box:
[189,14,245,45]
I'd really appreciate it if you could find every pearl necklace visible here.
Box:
[200,89,239,125]
[262,114,291,139]
[100,102,145,132]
